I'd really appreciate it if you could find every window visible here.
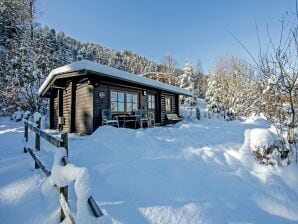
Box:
[126,93,139,112]
[111,91,125,112]
[111,90,139,113]
[165,96,172,112]
[148,94,155,109]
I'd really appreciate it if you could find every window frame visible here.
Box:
[110,89,139,113]
[148,94,156,109]
[165,96,173,112]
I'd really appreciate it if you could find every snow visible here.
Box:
[249,128,277,151]
[33,112,42,122]
[44,147,100,223]
[38,60,192,97]
[0,116,298,223]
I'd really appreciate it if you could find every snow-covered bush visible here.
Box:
[206,56,260,121]
[245,127,290,166]
[10,108,24,122]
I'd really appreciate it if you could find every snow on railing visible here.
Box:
[23,116,104,223]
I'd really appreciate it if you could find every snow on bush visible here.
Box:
[11,109,24,122]
[42,148,110,223]
[23,111,31,119]
[241,127,280,165]
[249,128,277,151]
[33,112,42,122]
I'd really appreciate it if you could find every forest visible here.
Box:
[0,0,206,116]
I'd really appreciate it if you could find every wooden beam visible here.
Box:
[24,120,63,148]
[88,196,104,218]
[59,193,74,224]
[35,118,41,151]
[23,122,28,153]
[27,148,51,177]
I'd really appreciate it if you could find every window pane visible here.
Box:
[127,93,133,103]
[118,92,124,102]
[152,95,155,103]
[152,101,155,109]
[127,102,132,112]
[118,102,124,112]
[133,94,138,103]
[133,103,138,111]
[166,97,171,112]
[111,101,117,112]
[111,91,117,101]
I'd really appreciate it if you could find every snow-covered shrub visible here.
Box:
[206,56,260,121]
[11,108,24,122]
[23,111,31,119]
[247,128,290,166]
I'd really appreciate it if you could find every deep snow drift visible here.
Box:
[0,116,298,223]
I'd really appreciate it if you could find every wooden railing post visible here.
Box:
[34,118,41,169]
[35,118,41,151]
[60,132,69,222]
[24,120,28,153]
[61,132,68,156]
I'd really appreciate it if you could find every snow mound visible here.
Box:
[33,112,42,122]
[249,128,277,151]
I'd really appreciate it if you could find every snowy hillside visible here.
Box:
[0,116,298,223]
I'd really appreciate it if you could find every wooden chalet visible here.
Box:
[38,60,192,135]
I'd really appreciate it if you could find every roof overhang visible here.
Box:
[38,60,193,97]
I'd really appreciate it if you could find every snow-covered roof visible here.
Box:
[38,60,192,97]
[140,71,167,77]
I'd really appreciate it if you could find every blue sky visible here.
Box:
[37,0,294,72]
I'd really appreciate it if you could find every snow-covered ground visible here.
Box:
[0,115,298,223]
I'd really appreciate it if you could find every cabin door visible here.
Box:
[147,94,156,123]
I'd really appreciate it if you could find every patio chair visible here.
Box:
[101,109,119,128]
[148,112,155,128]
[136,109,149,128]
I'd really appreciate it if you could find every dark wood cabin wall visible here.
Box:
[70,81,76,133]
[175,94,179,115]
[75,82,93,134]
[171,94,177,113]
[155,91,161,123]
[62,83,72,132]
[50,90,58,129]
[93,82,147,129]
[160,92,166,125]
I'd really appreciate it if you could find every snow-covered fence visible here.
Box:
[23,117,103,223]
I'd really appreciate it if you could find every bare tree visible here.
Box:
[161,53,179,85]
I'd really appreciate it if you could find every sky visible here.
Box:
[37,0,295,72]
